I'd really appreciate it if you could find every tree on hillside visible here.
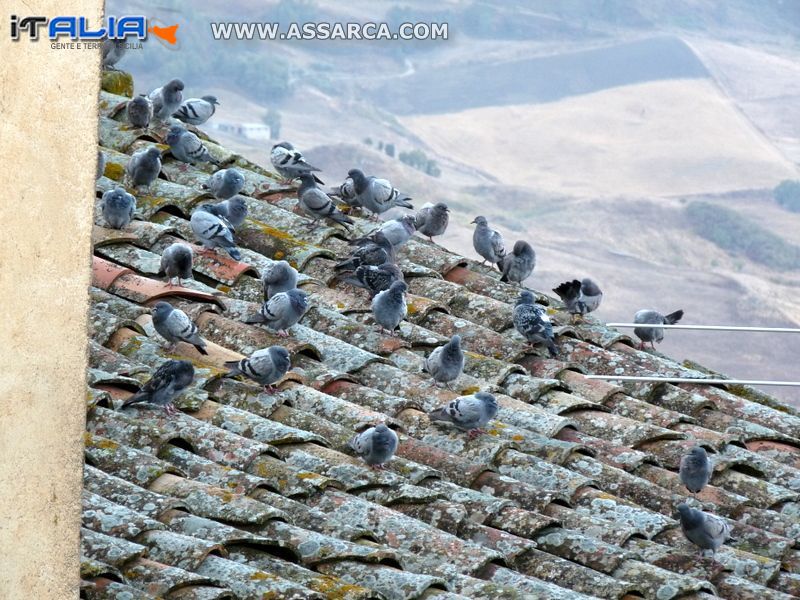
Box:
[263,108,282,140]
[774,180,800,212]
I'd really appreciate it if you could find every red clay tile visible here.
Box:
[92,256,134,290]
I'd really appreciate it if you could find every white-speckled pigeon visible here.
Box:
[471,216,506,267]
[100,186,136,229]
[270,141,323,184]
[160,242,193,286]
[553,278,603,322]
[677,503,731,556]
[423,334,464,388]
[127,95,153,129]
[203,168,245,200]
[680,447,712,497]
[633,309,684,350]
[297,173,353,229]
[119,359,194,416]
[166,125,220,167]
[371,280,407,334]
[224,345,291,393]
[415,202,449,242]
[349,424,399,469]
[174,95,219,125]
[148,78,184,120]
[513,290,557,357]
[151,301,207,355]
[334,233,395,272]
[261,260,299,300]
[499,240,535,285]
[245,289,309,337]
[190,205,242,260]
[347,168,413,217]
[126,147,162,189]
[428,392,498,438]
[335,263,404,298]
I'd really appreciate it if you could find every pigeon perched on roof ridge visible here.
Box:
[100,186,136,230]
[270,141,323,184]
[676,503,732,557]
[422,334,464,389]
[334,263,404,298]
[347,168,413,218]
[118,359,194,416]
[428,392,498,439]
[471,216,506,268]
[190,204,242,261]
[296,173,353,230]
[261,260,299,301]
[127,95,153,130]
[633,308,684,350]
[203,167,245,200]
[415,202,449,242]
[202,196,248,229]
[349,423,399,469]
[244,289,309,337]
[371,280,407,334]
[513,290,557,357]
[166,125,221,168]
[174,95,219,126]
[125,146,162,190]
[499,240,535,285]
[151,301,208,356]
[552,277,603,323]
[679,446,712,497]
[224,345,291,394]
[350,215,417,248]
[334,232,396,272]
[148,78,184,121]
[160,242,193,287]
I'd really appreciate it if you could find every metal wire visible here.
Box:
[606,323,800,333]
[585,375,800,387]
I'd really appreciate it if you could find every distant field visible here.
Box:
[401,78,797,196]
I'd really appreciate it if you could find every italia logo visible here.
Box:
[9,15,179,47]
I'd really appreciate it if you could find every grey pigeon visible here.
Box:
[552,278,603,322]
[100,186,136,229]
[680,447,712,497]
[349,424,399,469]
[245,289,309,337]
[633,309,684,350]
[471,216,506,267]
[334,232,395,272]
[335,263,404,298]
[330,176,360,209]
[224,345,291,393]
[166,125,220,167]
[423,334,464,388]
[119,359,194,416]
[371,280,407,334]
[428,392,498,439]
[190,205,242,261]
[204,168,245,199]
[160,242,193,286]
[148,78,184,121]
[270,142,323,183]
[204,196,248,228]
[297,173,354,230]
[127,95,153,129]
[513,290,557,357]
[370,215,417,248]
[151,301,208,355]
[96,150,106,180]
[125,147,162,189]
[415,202,449,242]
[348,168,413,217]
[676,503,731,556]
[101,37,127,69]
[499,240,535,285]
[261,260,299,300]
[174,95,219,125]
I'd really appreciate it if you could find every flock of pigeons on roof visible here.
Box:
[97,40,733,559]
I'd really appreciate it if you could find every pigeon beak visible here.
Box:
[469,219,476,224]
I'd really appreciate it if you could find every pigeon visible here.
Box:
[335,263,404,297]
[552,278,603,322]
[261,260,298,300]
[349,424,399,469]
[354,215,416,248]
[415,202,449,242]
[204,196,248,228]
[471,216,506,267]
[513,291,557,357]
[428,392,498,439]
[100,186,136,229]
[499,240,535,285]
[224,346,291,393]
[190,205,242,260]
[244,289,309,337]
[371,281,407,334]
[160,242,193,286]
[334,232,395,272]
[166,125,220,167]
[633,309,684,350]
[203,168,245,200]
[125,147,162,189]
[174,95,219,126]
[148,78,184,121]
[151,301,208,355]
[270,142,323,183]
[347,169,413,217]
[127,95,153,129]
[118,359,194,416]
[96,150,106,180]
[679,446,712,497]
[676,503,732,556]
[423,334,464,388]
[296,173,354,229]
[101,37,127,69]
[330,176,360,209]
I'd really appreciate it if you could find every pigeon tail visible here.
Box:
[664,309,684,324]
[193,343,209,356]
[547,340,558,358]
[243,313,267,325]
[552,280,581,303]
[427,407,451,422]
[226,247,242,261]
